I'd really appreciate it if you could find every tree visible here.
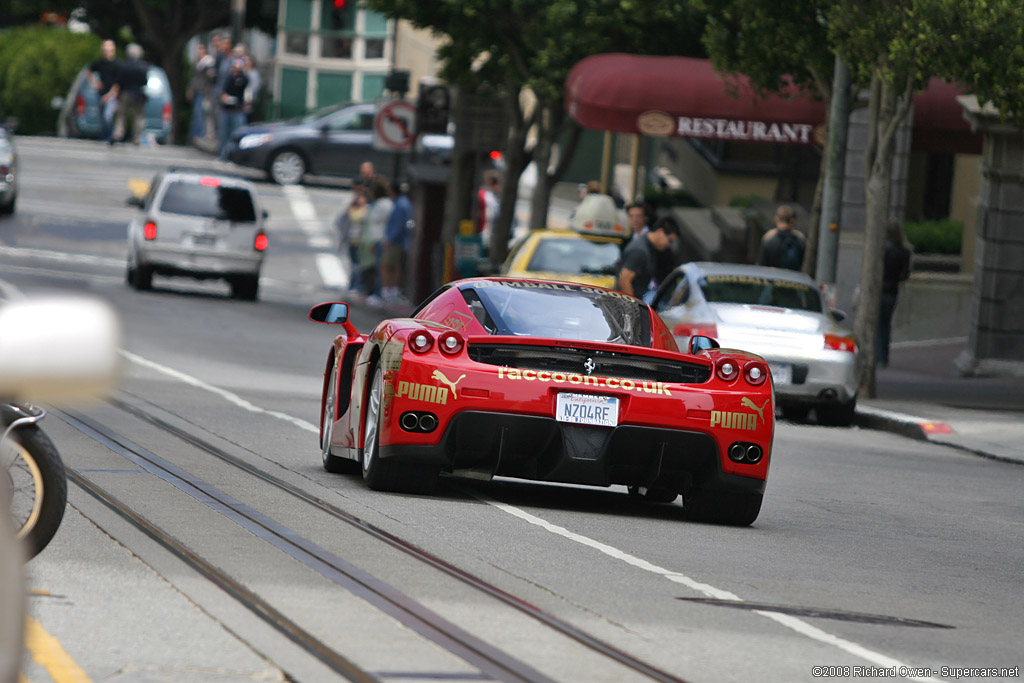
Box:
[700,0,1024,398]
[367,0,706,264]
[698,0,858,280]
[829,0,1024,396]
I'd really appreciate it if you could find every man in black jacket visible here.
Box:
[110,43,148,145]
[757,205,806,271]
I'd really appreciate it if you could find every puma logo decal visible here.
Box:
[431,370,466,399]
[741,397,770,424]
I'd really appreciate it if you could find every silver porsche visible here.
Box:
[651,262,860,425]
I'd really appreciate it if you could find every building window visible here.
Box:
[320,0,357,59]
[284,0,313,56]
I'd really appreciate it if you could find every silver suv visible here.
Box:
[126,168,267,300]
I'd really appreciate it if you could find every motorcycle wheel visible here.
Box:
[3,425,67,560]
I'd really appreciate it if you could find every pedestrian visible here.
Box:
[217,57,249,160]
[361,177,393,306]
[381,182,412,304]
[334,187,369,294]
[757,205,806,271]
[110,43,149,146]
[616,221,680,302]
[242,55,261,120]
[210,33,233,148]
[187,41,216,144]
[476,170,501,254]
[89,39,119,142]
[353,160,377,194]
[878,218,913,368]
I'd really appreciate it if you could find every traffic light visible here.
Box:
[416,83,450,136]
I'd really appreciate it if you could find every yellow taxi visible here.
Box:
[501,194,630,288]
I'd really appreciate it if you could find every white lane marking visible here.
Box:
[119,350,318,434]
[0,245,124,268]
[281,184,349,287]
[474,492,941,683]
[857,404,933,423]
[316,253,349,289]
[112,348,937,681]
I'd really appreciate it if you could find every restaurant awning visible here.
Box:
[565,53,980,154]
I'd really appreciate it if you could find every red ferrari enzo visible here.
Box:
[310,278,774,525]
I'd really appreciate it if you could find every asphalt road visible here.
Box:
[3,137,1022,683]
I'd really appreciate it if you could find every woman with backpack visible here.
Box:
[757,205,806,271]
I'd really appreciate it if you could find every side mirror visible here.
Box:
[262,209,269,219]
[310,302,349,324]
[125,195,143,207]
[689,335,720,354]
[0,296,120,402]
[830,308,847,322]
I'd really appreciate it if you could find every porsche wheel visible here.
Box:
[781,404,810,422]
[268,149,306,186]
[683,489,762,526]
[627,486,678,504]
[321,361,358,474]
[361,367,437,493]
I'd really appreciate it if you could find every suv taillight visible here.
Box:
[162,102,171,124]
[254,234,268,251]
[76,95,86,117]
[143,221,157,240]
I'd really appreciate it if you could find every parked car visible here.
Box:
[224,101,453,185]
[0,128,17,215]
[502,230,624,289]
[126,167,268,300]
[651,262,860,425]
[55,65,173,143]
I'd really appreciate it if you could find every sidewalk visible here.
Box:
[854,339,1024,465]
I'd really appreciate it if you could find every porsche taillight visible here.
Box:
[824,333,857,353]
[143,221,157,240]
[438,330,464,356]
[409,330,433,354]
[716,358,740,382]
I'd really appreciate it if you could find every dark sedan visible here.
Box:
[224,101,452,185]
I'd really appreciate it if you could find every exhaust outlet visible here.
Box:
[418,413,438,432]
[745,444,763,464]
[728,443,747,462]
[399,412,420,431]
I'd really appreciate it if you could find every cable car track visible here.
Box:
[54,396,688,683]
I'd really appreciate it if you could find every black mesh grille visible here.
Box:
[469,344,711,384]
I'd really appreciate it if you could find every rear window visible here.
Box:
[462,280,651,346]
[700,274,821,312]
[526,237,620,276]
[158,180,256,222]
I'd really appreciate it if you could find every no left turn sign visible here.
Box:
[373,100,416,152]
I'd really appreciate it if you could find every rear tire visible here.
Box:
[0,194,14,215]
[361,367,437,493]
[129,263,153,290]
[781,404,811,422]
[683,488,762,526]
[268,149,307,185]
[4,425,67,559]
[321,361,359,474]
[231,275,259,301]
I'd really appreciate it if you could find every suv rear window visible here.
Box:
[158,180,256,222]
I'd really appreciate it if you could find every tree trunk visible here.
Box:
[528,103,556,232]
[853,74,914,398]
[489,93,528,266]
[802,151,827,277]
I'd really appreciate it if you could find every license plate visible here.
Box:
[555,393,619,427]
[193,233,217,247]
[769,363,792,385]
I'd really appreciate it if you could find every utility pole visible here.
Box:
[816,59,851,309]
[230,0,245,45]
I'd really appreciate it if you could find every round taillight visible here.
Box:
[143,221,157,240]
[254,233,268,251]
[744,362,768,386]
[438,331,464,356]
[409,330,433,354]
[716,359,739,382]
